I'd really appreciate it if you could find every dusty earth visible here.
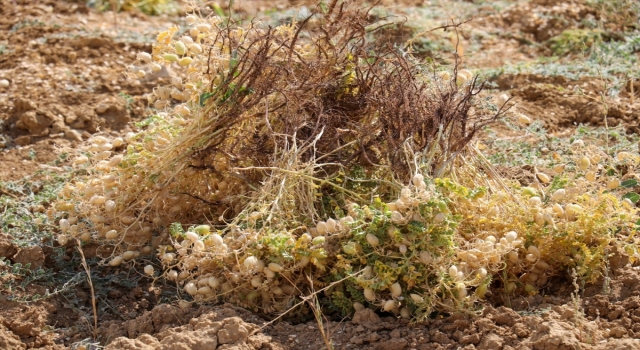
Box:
[1,0,640,349]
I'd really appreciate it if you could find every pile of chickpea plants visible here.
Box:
[50,3,640,321]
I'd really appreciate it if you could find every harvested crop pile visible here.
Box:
[51,0,640,323]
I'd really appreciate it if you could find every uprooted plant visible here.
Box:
[50,1,639,322]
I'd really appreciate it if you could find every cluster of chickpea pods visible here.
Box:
[53,13,259,261]
[147,172,526,318]
[54,130,640,318]
[342,174,524,318]
[50,12,640,319]
[464,138,639,294]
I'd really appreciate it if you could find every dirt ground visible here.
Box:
[1,0,640,349]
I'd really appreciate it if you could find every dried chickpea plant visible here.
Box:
[50,1,639,322]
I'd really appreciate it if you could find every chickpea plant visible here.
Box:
[50,3,639,320]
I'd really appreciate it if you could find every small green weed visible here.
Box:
[517,306,553,318]
[0,170,71,246]
[118,92,134,110]
[547,29,604,56]
[0,258,48,291]
[10,20,45,32]
[87,0,180,16]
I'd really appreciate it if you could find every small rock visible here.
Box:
[9,307,47,337]
[513,322,531,338]
[477,333,503,350]
[352,309,380,329]
[137,334,160,346]
[492,306,521,327]
[105,336,159,350]
[64,129,83,142]
[364,332,381,343]
[17,110,54,136]
[95,104,109,114]
[561,308,576,321]
[390,329,401,338]
[460,345,478,350]
[609,326,627,338]
[0,324,24,350]
[530,321,580,350]
[475,318,499,333]
[14,135,32,146]
[14,98,36,114]
[608,307,624,321]
[430,330,450,345]
[160,329,218,349]
[0,232,18,259]
[374,338,408,350]
[460,333,481,345]
[64,113,78,125]
[0,79,9,88]
[217,317,249,344]
[246,334,271,349]
[12,246,45,270]
[350,336,364,345]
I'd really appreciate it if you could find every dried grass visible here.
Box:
[140,1,506,229]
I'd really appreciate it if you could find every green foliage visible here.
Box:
[0,170,70,246]
[118,92,134,110]
[87,0,179,15]
[586,0,640,31]
[169,222,184,237]
[547,29,604,56]
[484,31,640,96]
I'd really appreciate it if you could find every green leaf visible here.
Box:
[229,50,239,71]
[211,3,225,18]
[622,192,640,203]
[135,115,161,128]
[169,222,185,237]
[468,187,487,200]
[621,179,638,188]
[319,1,328,13]
[199,92,215,107]
[407,220,426,234]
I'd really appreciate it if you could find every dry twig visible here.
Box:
[76,240,98,340]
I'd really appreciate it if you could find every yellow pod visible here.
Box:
[578,156,591,171]
[607,178,620,190]
[163,53,179,62]
[174,41,187,55]
[178,57,193,66]
[109,256,123,266]
[390,283,402,297]
[536,172,551,183]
